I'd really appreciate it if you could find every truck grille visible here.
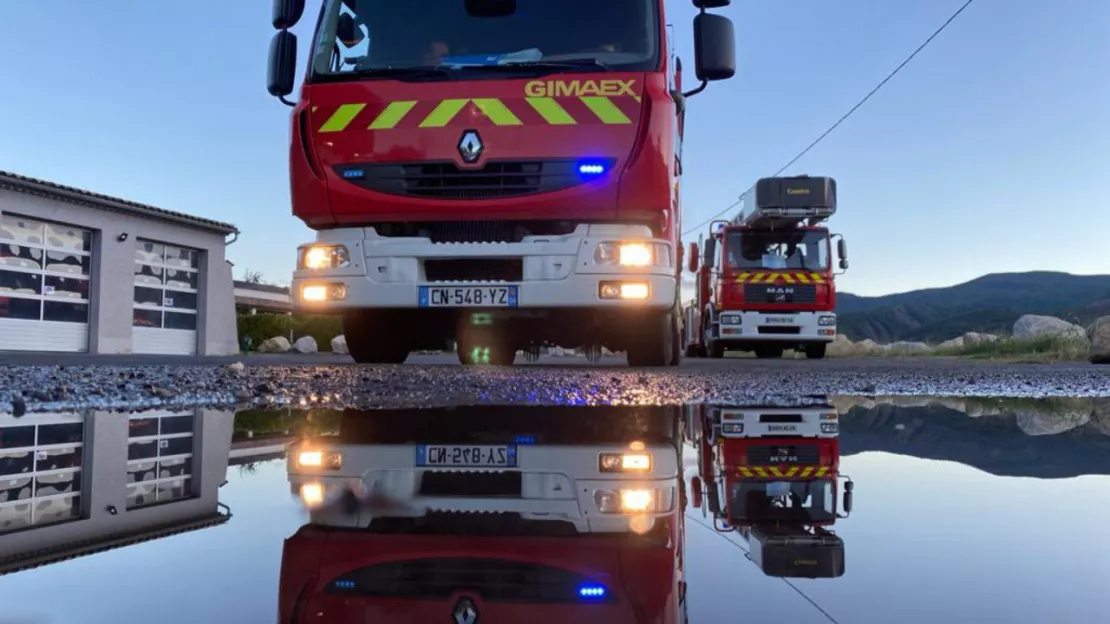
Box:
[325,558,610,603]
[337,159,600,200]
[747,444,822,465]
[373,220,578,244]
[424,259,523,282]
[744,284,817,304]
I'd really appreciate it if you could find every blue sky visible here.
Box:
[1,0,1106,296]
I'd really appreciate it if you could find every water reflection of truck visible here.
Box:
[685,402,853,579]
[280,406,691,622]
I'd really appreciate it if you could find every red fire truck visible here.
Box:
[685,402,853,578]
[682,175,848,360]
[264,0,735,366]
[280,405,691,622]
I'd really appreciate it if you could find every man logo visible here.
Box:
[453,597,479,624]
[458,130,483,164]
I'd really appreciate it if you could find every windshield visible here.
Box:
[729,480,835,524]
[310,0,659,78]
[725,229,829,271]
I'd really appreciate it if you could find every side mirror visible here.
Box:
[693,13,736,82]
[267,31,298,98]
[271,0,306,30]
[843,490,853,515]
[837,238,847,261]
[703,238,717,269]
[688,242,700,273]
[692,0,731,7]
[839,258,849,271]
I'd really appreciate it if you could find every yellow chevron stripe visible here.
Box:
[795,273,811,284]
[471,98,523,126]
[753,467,768,478]
[800,467,813,478]
[526,97,577,125]
[319,103,365,133]
[781,273,796,284]
[368,101,416,129]
[810,273,827,284]
[580,96,632,124]
[419,98,469,128]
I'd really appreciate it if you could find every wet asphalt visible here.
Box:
[2,352,1108,416]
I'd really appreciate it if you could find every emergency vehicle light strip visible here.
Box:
[734,271,827,285]
[737,466,829,478]
[316,96,638,132]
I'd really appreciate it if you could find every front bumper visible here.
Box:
[292,224,676,311]
[716,311,837,343]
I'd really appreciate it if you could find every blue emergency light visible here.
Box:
[578,584,607,598]
[577,161,609,177]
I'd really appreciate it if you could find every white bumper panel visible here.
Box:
[717,311,836,343]
[292,224,676,310]
[289,442,679,533]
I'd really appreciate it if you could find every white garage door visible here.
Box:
[132,240,199,355]
[0,213,92,352]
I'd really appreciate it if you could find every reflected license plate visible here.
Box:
[416,444,518,467]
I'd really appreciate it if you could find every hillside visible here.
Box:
[837,272,1110,343]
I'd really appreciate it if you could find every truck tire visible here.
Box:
[342,311,411,364]
[754,345,783,359]
[669,311,682,366]
[702,318,724,358]
[805,342,827,360]
[627,310,676,367]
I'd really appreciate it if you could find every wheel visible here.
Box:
[342,311,410,364]
[669,311,682,366]
[627,310,676,367]
[703,321,725,358]
[805,342,828,360]
[755,345,784,359]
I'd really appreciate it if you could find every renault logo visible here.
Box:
[458,130,483,164]
[453,597,479,624]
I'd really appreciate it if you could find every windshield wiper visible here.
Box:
[446,58,612,72]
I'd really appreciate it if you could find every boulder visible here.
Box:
[293,336,318,354]
[257,336,292,353]
[1012,314,1087,342]
[331,335,349,355]
[938,337,965,350]
[887,341,932,355]
[1088,316,1110,364]
[963,332,999,345]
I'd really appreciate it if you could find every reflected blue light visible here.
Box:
[515,435,536,444]
[578,584,606,598]
[577,161,608,177]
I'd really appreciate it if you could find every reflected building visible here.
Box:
[281,406,690,623]
[0,408,234,574]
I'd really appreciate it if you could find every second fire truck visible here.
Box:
[683,175,848,360]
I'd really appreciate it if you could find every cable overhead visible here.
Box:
[682,0,975,237]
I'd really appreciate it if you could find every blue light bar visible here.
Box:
[578,584,607,598]
[514,435,536,445]
[577,161,608,177]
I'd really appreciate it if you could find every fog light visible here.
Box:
[301,283,346,302]
[818,315,836,326]
[722,423,743,434]
[821,423,839,434]
[599,281,650,300]
[620,489,653,512]
[621,283,649,299]
[599,452,652,472]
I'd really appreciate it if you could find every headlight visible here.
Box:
[300,245,350,270]
[821,423,839,434]
[720,314,741,325]
[297,450,343,470]
[721,422,744,434]
[818,315,837,326]
[594,242,671,267]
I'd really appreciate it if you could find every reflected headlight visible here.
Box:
[297,450,343,470]
[599,452,652,472]
[299,245,350,270]
[818,315,837,326]
[593,488,668,514]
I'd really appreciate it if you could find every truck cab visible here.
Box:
[280,405,691,622]
[264,0,736,367]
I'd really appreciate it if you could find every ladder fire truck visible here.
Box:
[685,401,853,579]
[683,175,848,360]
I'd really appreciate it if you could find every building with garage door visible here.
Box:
[0,170,239,355]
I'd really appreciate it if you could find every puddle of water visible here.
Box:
[0,397,1106,623]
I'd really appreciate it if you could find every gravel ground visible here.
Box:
[2,353,1108,416]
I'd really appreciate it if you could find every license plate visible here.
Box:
[419,285,518,308]
[764,316,796,324]
[416,444,517,467]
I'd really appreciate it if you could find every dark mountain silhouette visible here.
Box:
[836,271,1110,342]
[838,402,1110,479]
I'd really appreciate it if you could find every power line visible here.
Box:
[685,514,843,624]
[682,0,975,237]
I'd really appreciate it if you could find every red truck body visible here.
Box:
[266,0,736,366]
[682,176,847,360]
